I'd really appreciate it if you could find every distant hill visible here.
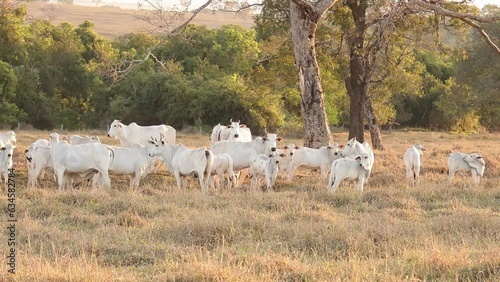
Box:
[26,2,255,39]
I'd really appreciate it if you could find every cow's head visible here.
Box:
[147,134,167,157]
[1,144,15,168]
[356,153,371,171]
[107,120,123,138]
[283,143,298,157]
[414,143,426,154]
[340,138,360,157]
[262,128,283,154]
[49,132,60,144]
[227,119,246,140]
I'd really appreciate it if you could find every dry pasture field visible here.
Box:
[0,130,499,281]
[26,2,255,39]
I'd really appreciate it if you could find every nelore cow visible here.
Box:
[70,135,101,145]
[106,144,153,190]
[328,153,372,192]
[0,141,15,190]
[403,144,426,186]
[340,137,375,180]
[210,132,283,186]
[0,131,16,145]
[25,139,52,188]
[288,144,342,181]
[107,120,176,147]
[277,144,298,180]
[208,153,235,190]
[210,119,252,143]
[49,132,113,191]
[148,135,213,192]
[249,151,284,191]
[448,153,485,185]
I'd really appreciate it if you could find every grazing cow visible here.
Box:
[26,139,50,176]
[0,142,15,190]
[328,153,372,192]
[0,131,16,145]
[210,133,283,186]
[210,119,252,143]
[448,153,486,185]
[277,144,298,180]
[107,120,176,147]
[147,138,213,192]
[403,144,426,186]
[49,132,113,191]
[208,153,235,190]
[107,144,153,189]
[288,144,342,181]
[249,151,284,191]
[340,138,375,180]
[70,135,101,145]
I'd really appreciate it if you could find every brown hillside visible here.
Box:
[26,2,255,39]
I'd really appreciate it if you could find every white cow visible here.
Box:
[210,120,252,143]
[328,153,372,192]
[289,144,342,181]
[26,141,53,188]
[70,135,101,145]
[107,144,153,189]
[0,142,15,190]
[448,153,486,185]
[49,132,113,191]
[107,120,176,147]
[147,138,213,192]
[210,124,228,142]
[0,131,16,145]
[403,144,426,186]
[340,138,375,179]
[210,134,282,186]
[208,153,235,190]
[277,144,298,180]
[249,151,284,191]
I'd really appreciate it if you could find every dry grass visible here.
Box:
[25,2,255,39]
[1,130,499,281]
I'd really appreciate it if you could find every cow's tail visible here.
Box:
[329,161,338,187]
[107,146,115,170]
[204,150,214,186]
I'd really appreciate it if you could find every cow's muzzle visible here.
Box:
[271,147,276,152]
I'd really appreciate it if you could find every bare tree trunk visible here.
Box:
[290,1,332,148]
[345,76,365,143]
[364,96,384,150]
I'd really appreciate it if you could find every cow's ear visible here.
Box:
[355,155,361,160]
[280,153,286,158]
[240,124,247,128]
[477,156,483,159]
[277,137,283,141]
[284,146,288,150]
[147,140,155,144]
[25,149,28,153]
[327,146,333,149]
[339,144,345,149]
[295,146,300,150]
[1,147,5,151]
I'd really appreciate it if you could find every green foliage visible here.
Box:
[0,61,24,127]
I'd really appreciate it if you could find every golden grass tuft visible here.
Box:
[1,130,499,280]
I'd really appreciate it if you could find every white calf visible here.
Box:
[328,153,372,192]
[208,153,235,190]
[403,144,426,186]
[249,151,284,191]
[289,144,342,180]
[340,138,375,180]
[277,144,298,180]
[448,153,485,185]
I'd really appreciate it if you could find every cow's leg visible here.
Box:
[358,177,365,192]
[414,164,421,186]
[173,171,182,190]
[448,169,455,184]
[265,175,272,191]
[471,170,479,185]
[198,171,207,193]
[55,169,65,191]
[328,176,342,193]
[237,168,249,186]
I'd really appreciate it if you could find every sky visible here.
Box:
[72,0,500,10]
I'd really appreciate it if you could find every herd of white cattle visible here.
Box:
[0,119,487,193]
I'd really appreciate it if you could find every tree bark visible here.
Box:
[290,0,334,148]
[364,96,384,150]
